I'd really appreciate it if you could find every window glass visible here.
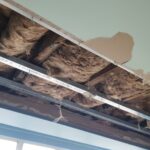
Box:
[23,143,55,150]
[0,139,17,150]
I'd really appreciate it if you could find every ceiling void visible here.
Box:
[0,2,150,149]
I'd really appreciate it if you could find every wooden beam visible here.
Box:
[0,91,150,149]
[87,64,116,87]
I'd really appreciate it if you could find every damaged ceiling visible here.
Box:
[0,3,150,148]
[12,0,150,78]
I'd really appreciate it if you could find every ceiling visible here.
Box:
[0,1,150,148]
[14,0,150,73]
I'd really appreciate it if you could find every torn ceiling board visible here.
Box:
[11,0,150,75]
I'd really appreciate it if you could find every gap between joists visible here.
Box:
[0,53,149,121]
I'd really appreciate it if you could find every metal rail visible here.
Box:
[0,53,150,121]
[0,76,150,136]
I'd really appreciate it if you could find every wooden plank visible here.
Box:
[87,64,116,87]
[0,91,150,149]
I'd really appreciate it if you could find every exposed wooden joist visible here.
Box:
[124,90,150,102]
[87,64,116,87]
